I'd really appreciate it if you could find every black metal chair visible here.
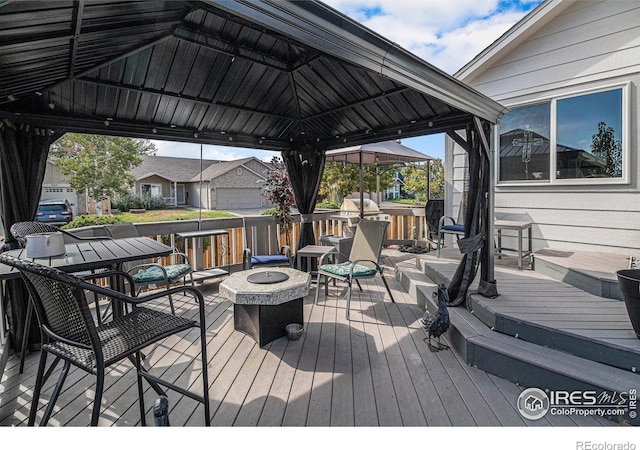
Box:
[9,221,114,373]
[9,221,110,246]
[0,253,210,426]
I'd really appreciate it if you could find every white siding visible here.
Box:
[450,0,640,256]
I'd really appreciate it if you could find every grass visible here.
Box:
[390,198,424,206]
[113,208,237,223]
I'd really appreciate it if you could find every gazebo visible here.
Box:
[0,0,504,352]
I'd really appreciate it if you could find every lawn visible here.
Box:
[114,208,237,223]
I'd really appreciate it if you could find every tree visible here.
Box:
[319,161,395,204]
[261,156,295,246]
[50,133,155,213]
[591,121,622,178]
[400,159,445,204]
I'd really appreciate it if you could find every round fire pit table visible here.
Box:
[220,268,311,347]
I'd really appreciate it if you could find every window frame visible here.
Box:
[496,82,630,187]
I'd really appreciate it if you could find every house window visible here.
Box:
[141,183,162,197]
[236,168,243,175]
[498,85,626,184]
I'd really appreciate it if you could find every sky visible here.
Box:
[152,0,543,162]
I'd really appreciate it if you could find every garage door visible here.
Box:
[216,188,264,210]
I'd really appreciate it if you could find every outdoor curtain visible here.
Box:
[0,119,57,352]
[282,147,325,271]
[447,122,496,306]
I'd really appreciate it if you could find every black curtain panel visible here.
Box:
[282,147,325,271]
[0,120,57,352]
[447,123,495,306]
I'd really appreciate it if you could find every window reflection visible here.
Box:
[498,88,623,183]
[499,103,550,181]
[556,89,622,179]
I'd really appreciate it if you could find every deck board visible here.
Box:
[0,249,617,428]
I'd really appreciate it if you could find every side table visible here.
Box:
[494,220,532,270]
[296,245,336,295]
[219,268,310,347]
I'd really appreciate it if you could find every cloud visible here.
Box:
[322,0,542,73]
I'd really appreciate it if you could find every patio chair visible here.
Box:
[10,221,114,373]
[104,223,193,314]
[436,201,466,257]
[10,221,111,246]
[242,216,292,270]
[0,253,210,426]
[314,220,395,320]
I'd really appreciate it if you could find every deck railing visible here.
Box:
[75,207,427,273]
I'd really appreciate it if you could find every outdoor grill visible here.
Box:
[334,198,390,236]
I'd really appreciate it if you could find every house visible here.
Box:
[41,161,109,217]
[446,0,640,256]
[131,155,272,210]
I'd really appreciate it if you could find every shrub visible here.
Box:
[111,192,167,211]
[62,214,122,230]
[315,199,341,209]
[261,207,280,216]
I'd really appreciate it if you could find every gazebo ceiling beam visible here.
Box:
[301,86,410,123]
[172,26,293,72]
[68,0,85,79]
[75,78,297,122]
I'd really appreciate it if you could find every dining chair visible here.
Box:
[9,221,114,373]
[103,223,193,314]
[0,253,210,426]
[314,220,395,319]
[242,216,292,270]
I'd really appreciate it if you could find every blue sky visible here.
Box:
[153,0,543,162]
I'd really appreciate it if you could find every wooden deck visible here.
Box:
[0,249,614,427]
[406,248,638,426]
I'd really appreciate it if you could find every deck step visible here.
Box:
[533,249,627,300]
[395,261,639,426]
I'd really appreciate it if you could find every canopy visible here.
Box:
[325,140,436,165]
[326,140,436,216]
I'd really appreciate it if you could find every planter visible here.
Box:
[616,269,640,338]
[129,208,146,214]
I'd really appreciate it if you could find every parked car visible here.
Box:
[35,199,74,225]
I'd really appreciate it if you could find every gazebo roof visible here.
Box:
[0,0,506,151]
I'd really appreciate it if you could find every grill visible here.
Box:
[334,198,390,236]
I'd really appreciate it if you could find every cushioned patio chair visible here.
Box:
[436,201,466,257]
[242,216,292,270]
[0,253,210,426]
[104,223,193,315]
[314,220,395,320]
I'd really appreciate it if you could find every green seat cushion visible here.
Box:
[319,261,377,277]
[132,264,191,284]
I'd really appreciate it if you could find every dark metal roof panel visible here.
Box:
[0,0,505,151]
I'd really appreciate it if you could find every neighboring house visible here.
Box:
[131,155,272,210]
[446,0,640,256]
[41,161,79,217]
[41,161,110,216]
[385,171,410,200]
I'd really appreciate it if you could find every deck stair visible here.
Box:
[532,249,631,300]
[394,251,639,426]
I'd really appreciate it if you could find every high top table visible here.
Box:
[220,268,310,347]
